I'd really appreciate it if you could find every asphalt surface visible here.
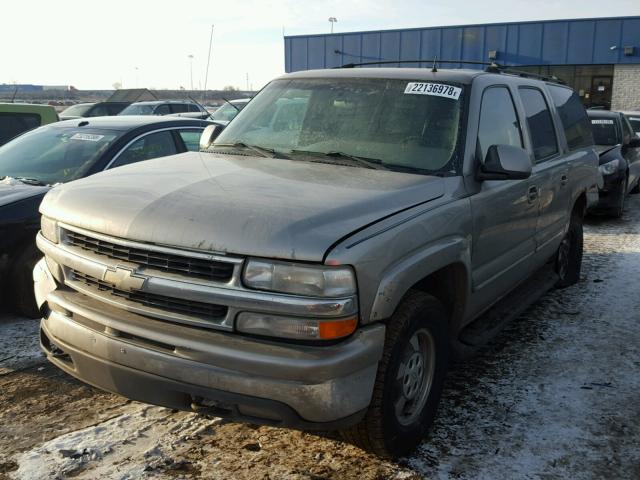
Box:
[1,194,639,479]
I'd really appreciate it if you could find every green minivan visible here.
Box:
[0,103,59,146]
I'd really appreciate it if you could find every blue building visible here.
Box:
[284,16,640,110]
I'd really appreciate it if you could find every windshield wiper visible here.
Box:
[213,142,288,159]
[289,150,388,171]
[0,176,50,186]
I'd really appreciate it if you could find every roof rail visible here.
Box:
[336,59,499,71]
[334,58,567,84]
[489,65,566,85]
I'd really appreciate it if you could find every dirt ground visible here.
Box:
[1,195,640,479]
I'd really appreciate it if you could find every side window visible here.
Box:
[188,104,200,112]
[170,104,189,114]
[155,104,170,115]
[88,105,109,117]
[477,86,523,161]
[178,129,202,151]
[621,116,634,145]
[0,113,41,145]
[518,87,559,161]
[547,85,593,150]
[110,131,178,168]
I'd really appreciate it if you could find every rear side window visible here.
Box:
[155,104,171,115]
[187,104,201,112]
[477,87,523,161]
[0,113,41,145]
[519,88,558,161]
[170,104,189,114]
[547,85,593,150]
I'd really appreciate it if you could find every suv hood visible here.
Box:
[0,179,50,207]
[41,152,445,261]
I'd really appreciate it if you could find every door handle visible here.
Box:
[560,174,568,186]
[527,185,539,203]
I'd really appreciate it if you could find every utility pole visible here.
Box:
[203,24,214,103]
[246,73,249,91]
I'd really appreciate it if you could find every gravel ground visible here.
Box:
[1,195,639,479]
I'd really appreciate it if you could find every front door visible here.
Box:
[470,86,539,298]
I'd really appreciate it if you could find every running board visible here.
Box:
[458,266,559,348]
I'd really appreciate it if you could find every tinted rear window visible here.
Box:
[0,112,41,146]
[519,87,558,161]
[547,85,593,150]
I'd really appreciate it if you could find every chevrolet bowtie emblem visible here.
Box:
[103,266,147,292]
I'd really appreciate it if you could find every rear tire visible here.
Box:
[341,291,448,458]
[10,246,42,318]
[556,211,583,288]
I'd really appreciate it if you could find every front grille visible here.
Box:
[64,230,234,282]
[70,270,228,322]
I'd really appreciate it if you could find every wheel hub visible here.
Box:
[394,328,436,426]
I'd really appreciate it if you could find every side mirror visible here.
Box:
[626,136,640,148]
[199,124,225,150]
[477,144,532,181]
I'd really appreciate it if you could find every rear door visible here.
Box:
[470,85,539,292]
[517,86,569,266]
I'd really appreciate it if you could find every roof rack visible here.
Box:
[335,58,566,84]
[337,59,498,71]
[490,66,566,85]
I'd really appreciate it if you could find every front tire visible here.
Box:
[556,211,583,288]
[341,291,448,458]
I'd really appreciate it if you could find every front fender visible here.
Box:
[369,235,471,322]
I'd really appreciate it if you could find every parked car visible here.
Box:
[210,98,250,125]
[587,110,640,217]
[0,116,212,317]
[620,111,640,137]
[119,100,208,118]
[35,68,599,457]
[59,102,131,120]
[0,103,58,146]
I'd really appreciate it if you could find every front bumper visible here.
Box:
[592,171,626,211]
[35,259,384,429]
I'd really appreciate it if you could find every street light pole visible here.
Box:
[188,54,194,91]
[328,17,337,34]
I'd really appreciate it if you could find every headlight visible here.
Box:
[599,159,620,176]
[40,216,59,243]
[236,312,357,340]
[243,259,356,297]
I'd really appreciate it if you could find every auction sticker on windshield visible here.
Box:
[70,133,105,142]
[591,119,614,125]
[404,82,461,100]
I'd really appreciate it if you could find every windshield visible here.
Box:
[0,126,120,184]
[214,78,464,174]
[627,116,640,134]
[60,104,93,117]
[590,118,619,145]
[211,102,243,122]
[120,104,155,115]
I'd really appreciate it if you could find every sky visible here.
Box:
[1,0,639,91]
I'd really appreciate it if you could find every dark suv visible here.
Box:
[587,110,640,217]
